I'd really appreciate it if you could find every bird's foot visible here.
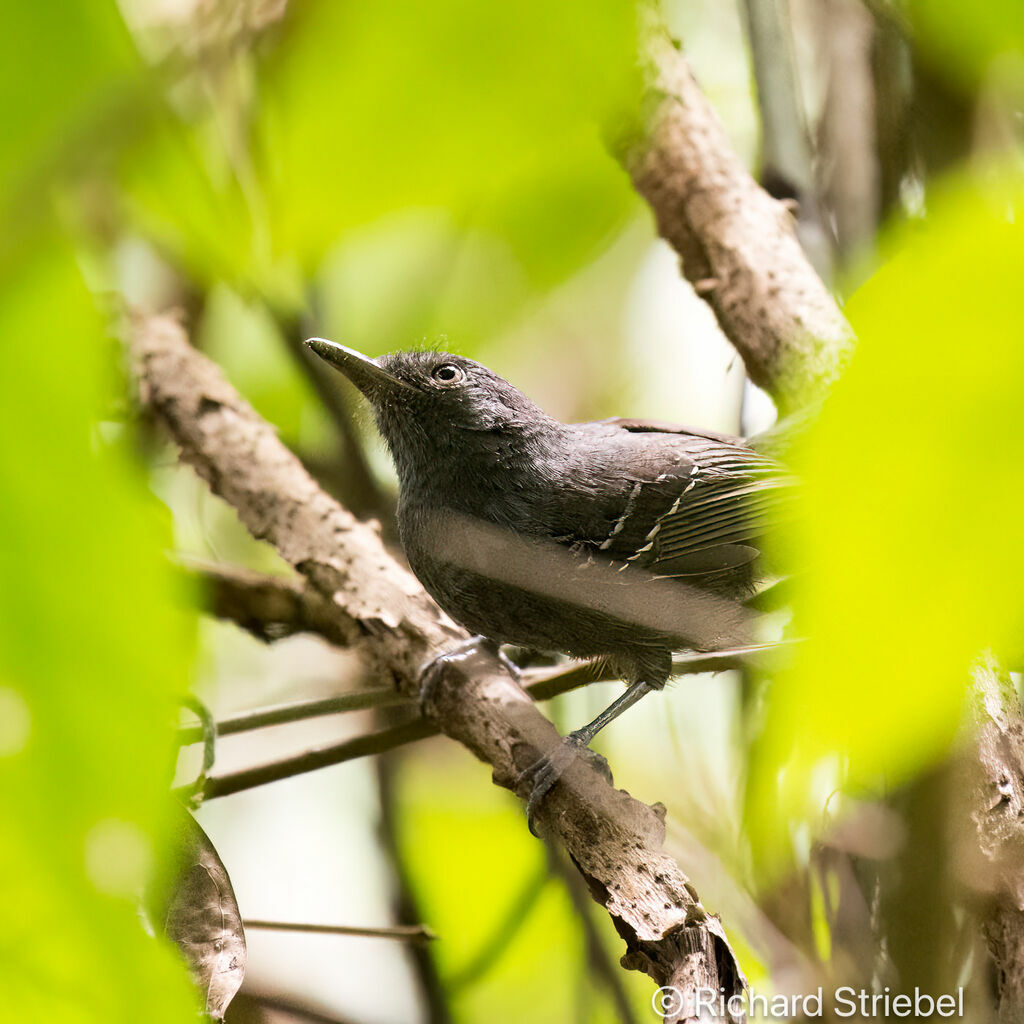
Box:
[418,636,518,713]
[519,732,612,836]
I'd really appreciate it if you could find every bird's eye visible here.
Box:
[431,363,465,385]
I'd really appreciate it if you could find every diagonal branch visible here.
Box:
[617,15,855,414]
[132,312,744,1021]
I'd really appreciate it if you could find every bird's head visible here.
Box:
[305,339,555,477]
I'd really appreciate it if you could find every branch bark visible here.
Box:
[618,18,855,414]
[966,655,1024,1019]
[188,561,359,648]
[132,312,744,1021]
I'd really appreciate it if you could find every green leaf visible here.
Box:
[0,6,200,1016]
[258,0,637,267]
[0,1,137,200]
[748,171,1024,871]
[118,114,257,293]
[0,239,199,1020]
[908,0,1024,89]
[114,1,639,327]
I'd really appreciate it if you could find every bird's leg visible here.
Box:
[521,679,655,834]
[418,636,519,713]
[564,680,656,748]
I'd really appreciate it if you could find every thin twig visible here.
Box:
[179,695,217,789]
[183,646,776,800]
[244,919,435,943]
[177,689,408,745]
[276,311,393,525]
[182,718,435,800]
[524,644,780,701]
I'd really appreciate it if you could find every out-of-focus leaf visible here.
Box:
[0,1,136,203]
[0,5,200,1016]
[907,0,1024,89]
[160,812,246,1020]
[118,115,257,294]
[0,237,200,1019]
[258,0,637,267]
[315,140,640,357]
[121,0,635,308]
[116,1,638,341]
[747,171,1024,870]
[316,211,533,361]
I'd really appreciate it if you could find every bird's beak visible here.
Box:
[304,338,413,400]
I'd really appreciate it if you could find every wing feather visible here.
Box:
[566,418,793,584]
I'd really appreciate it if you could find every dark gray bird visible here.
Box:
[306,338,790,820]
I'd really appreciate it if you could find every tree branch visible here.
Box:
[815,0,880,258]
[188,561,360,648]
[176,689,408,745]
[618,16,855,414]
[966,655,1024,1018]
[182,717,434,799]
[132,312,744,1020]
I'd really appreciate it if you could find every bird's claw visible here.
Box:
[519,732,611,836]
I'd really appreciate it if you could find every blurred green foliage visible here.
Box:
[908,0,1024,89]
[198,283,329,447]
[748,171,1024,870]
[0,3,134,220]
[0,237,200,1016]
[260,0,638,273]
[0,1,201,1018]
[122,0,640,341]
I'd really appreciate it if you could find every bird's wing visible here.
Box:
[636,437,792,577]
[596,416,745,446]
[570,421,793,579]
